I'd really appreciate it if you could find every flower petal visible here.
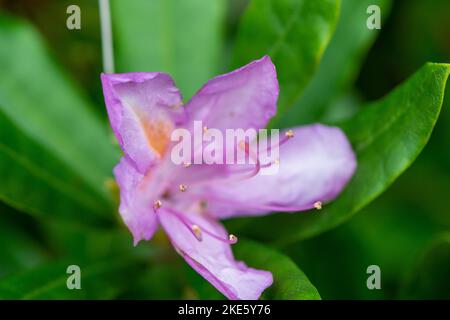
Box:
[158,208,273,300]
[203,124,357,218]
[185,55,278,132]
[114,157,159,245]
[101,72,184,173]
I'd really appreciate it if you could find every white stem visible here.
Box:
[99,0,115,73]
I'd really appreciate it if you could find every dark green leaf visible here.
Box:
[401,233,450,299]
[120,264,185,299]
[232,0,340,116]
[112,0,226,99]
[0,258,141,299]
[43,220,161,262]
[0,204,48,277]
[0,109,111,224]
[0,14,119,212]
[277,0,392,127]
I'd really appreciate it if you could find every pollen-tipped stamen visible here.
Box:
[191,224,202,241]
[162,207,238,245]
[228,234,238,244]
[153,200,162,210]
[261,130,293,154]
[314,201,322,210]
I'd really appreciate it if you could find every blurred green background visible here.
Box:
[0,0,449,299]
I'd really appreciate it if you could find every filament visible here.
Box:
[162,207,237,244]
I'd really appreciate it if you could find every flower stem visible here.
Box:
[99,0,115,73]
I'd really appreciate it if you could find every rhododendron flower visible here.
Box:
[101,56,356,300]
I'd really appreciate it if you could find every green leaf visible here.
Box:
[232,0,340,116]
[43,220,160,262]
[120,264,185,299]
[276,0,392,127]
[0,258,141,299]
[0,14,118,208]
[0,109,111,224]
[234,63,450,245]
[400,233,450,299]
[112,0,225,99]
[0,204,48,277]
[234,240,321,300]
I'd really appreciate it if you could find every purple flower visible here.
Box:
[101,56,356,300]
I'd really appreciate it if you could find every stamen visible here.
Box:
[258,129,295,158]
[152,200,162,213]
[162,207,237,245]
[314,201,322,210]
[228,234,238,244]
[285,129,294,138]
[222,140,261,182]
[203,126,209,133]
[186,193,322,213]
[179,184,187,192]
[153,200,162,210]
[191,225,203,241]
[181,140,262,189]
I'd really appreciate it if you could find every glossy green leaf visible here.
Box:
[277,0,392,127]
[0,258,141,299]
[232,0,340,116]
[120,264,185,299]
[0,204,48,277]
[43,220,160,262]
[401,233,450,299]
[0,14,118,210]
[234,240,321,300]
[0,109,111,224]
[112,0,225,99]
[234,63,450,245]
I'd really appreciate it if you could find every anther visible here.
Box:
[285,130,294,138]
[153,200,162,210]
[191,225,203,241]
[314,201,322,210]
[228,234,238,244]
[203,126,209,133]
[274,159,280,165]
[179,184,187,192]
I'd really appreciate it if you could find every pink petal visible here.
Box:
[114,157,159,245]
[185,56,278,132]
[204,124,357,218]
[158,208,273,300]
[101,72,184,173]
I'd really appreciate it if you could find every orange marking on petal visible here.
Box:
[136,109,173,158]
